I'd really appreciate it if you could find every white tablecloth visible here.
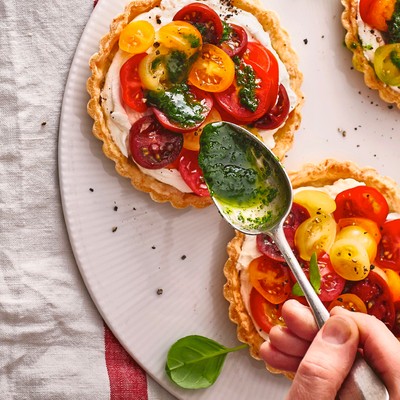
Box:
[0,0,175,398]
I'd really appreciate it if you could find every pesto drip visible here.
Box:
[233,56,259,112]
[146,83,205,128]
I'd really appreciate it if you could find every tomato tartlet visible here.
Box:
[223,159,400,375]
[87,0,303,208]
[342,0,400,107]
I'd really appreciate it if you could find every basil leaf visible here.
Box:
[309,252,321,294]
[165,335,247,389]
[291,281,304,296]
[291,252,321,296]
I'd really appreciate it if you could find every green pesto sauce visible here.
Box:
[146,83,205,128]
[390,50,400,69]
[233,58,259,112]
[388,1,400,44]
[198,123,278,208]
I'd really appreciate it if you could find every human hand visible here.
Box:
[259,299,400,400]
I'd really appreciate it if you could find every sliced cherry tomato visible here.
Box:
[156,21,202,57]
[257,202,310,262]
[119,20,155,54]
[294,213,337,261]
[138,51,169,91]
[350,270,395,329]
[317,253,346,302]
[129,115,183,169]
[188,44,235,92]
[214,59,275,123]
[120,53,148,112]
[243,42,279,103]
[183,107,221,151]
[328,293,367,313]
[290,253,345,302]
[248,256,291,304]
[330,239,371,281]
[219,23,248,57]
[337,217,381,244]
[336,225,377,262]
[293,189,336,216]
[376,219,400,270]
[374,43,400,87]
[178,149,209,196]
[333,186,389,226]
[249,288,285,333]
[151,86,213,133]
[243,42,273,69]
[359,0,395,31]
[173,3,224,44]
[253,84,290,130]
[382,268,400,302]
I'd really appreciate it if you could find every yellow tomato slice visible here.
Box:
[374,43,400,86]
[383,268,400,302]
[183,108,221,151]
[188,44,235,92]
[119,20,155,54]
[330,239,370,281]
[336,225,377,262]
[337,217,381,244]
[294,213,337,261]
[138,52,169,91]
[156,21,202,57]
[293,190,336,215]
[328,293,367,313]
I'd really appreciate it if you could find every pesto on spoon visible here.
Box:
[198,121,388,400]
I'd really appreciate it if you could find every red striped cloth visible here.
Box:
[105,324,148,399]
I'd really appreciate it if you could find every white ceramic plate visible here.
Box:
[58,1,400,399]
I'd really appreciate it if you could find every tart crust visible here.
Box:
[87,0,303,208]
[341,0,400,108]
[223,159,400,375]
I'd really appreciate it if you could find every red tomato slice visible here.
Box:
[359,0,395,31]
[152,87,213,133]
[173,3,223,44]
[333,186,389,226]
[178,149,209,196]
[350,270,396,329]
[249,288,284,333]
[129,115,183,169]
[219,23,248,57]
[376,219,400,271]
[248,256,291,304]
[289,253,346,302]
[317,253,346,302]
[120,53,148,112]
[243,42,279,102]
[257,202,310,262]
[253,84,290,130]
[214,59,276,123]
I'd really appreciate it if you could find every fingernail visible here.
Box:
[321,316,352,345]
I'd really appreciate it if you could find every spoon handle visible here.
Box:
[270,224,389,400]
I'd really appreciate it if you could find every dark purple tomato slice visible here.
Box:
[129,115,183,169]
[254,84,290,130]
[257,202,310,261]
[219,23,248,57]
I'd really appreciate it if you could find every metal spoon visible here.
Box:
[198,121,389,400]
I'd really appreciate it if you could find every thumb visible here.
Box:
[287,315,359,400]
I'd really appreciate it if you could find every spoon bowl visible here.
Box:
[198,121,388,400]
